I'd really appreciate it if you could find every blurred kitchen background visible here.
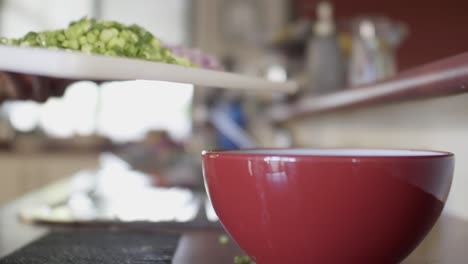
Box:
[0,0,468,254]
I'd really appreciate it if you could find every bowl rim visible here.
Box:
[202,148,454,159]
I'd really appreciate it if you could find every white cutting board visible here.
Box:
[0,45,297,93]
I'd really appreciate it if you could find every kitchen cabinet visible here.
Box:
[295,0,468,70]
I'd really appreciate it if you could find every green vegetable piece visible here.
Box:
[107,37,126,49]
[69,39,79,50]
[61,40,70,48]
[122,30,140,44]
[151,38,161,48]
[104,50,117,56]
[56,33,66,42]
[78,36,88,45]
[36,34,47,46]
[0,37,8,45]
[91,28,101,36]
[234,256,254,264]
[100,28,119,43]
[175,57,193,67]
[94,41,106,53]
[218,235,229,245]
[124,45,138,57]
[86,32,97,43]
[81,44,93,53]
[47,38,58,47]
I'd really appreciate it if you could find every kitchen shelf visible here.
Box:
[269,51,468,123]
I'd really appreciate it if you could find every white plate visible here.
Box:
[0,45,297,93]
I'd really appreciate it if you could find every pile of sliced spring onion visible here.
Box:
[0,17,194,67]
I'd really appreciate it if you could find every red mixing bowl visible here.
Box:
[202,148,454,264]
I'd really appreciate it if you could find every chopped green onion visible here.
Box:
[0,17,195,67]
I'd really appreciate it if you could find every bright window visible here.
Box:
[0,0,193,143]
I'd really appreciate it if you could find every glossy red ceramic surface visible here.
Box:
[202,149,454,264]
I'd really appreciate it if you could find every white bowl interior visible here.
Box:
[221,149,448,157]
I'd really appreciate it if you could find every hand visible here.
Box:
[0,72,74,103]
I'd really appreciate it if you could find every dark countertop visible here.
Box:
[0,230,180,264]
[0,176,244,264]
[1,176,467,263]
